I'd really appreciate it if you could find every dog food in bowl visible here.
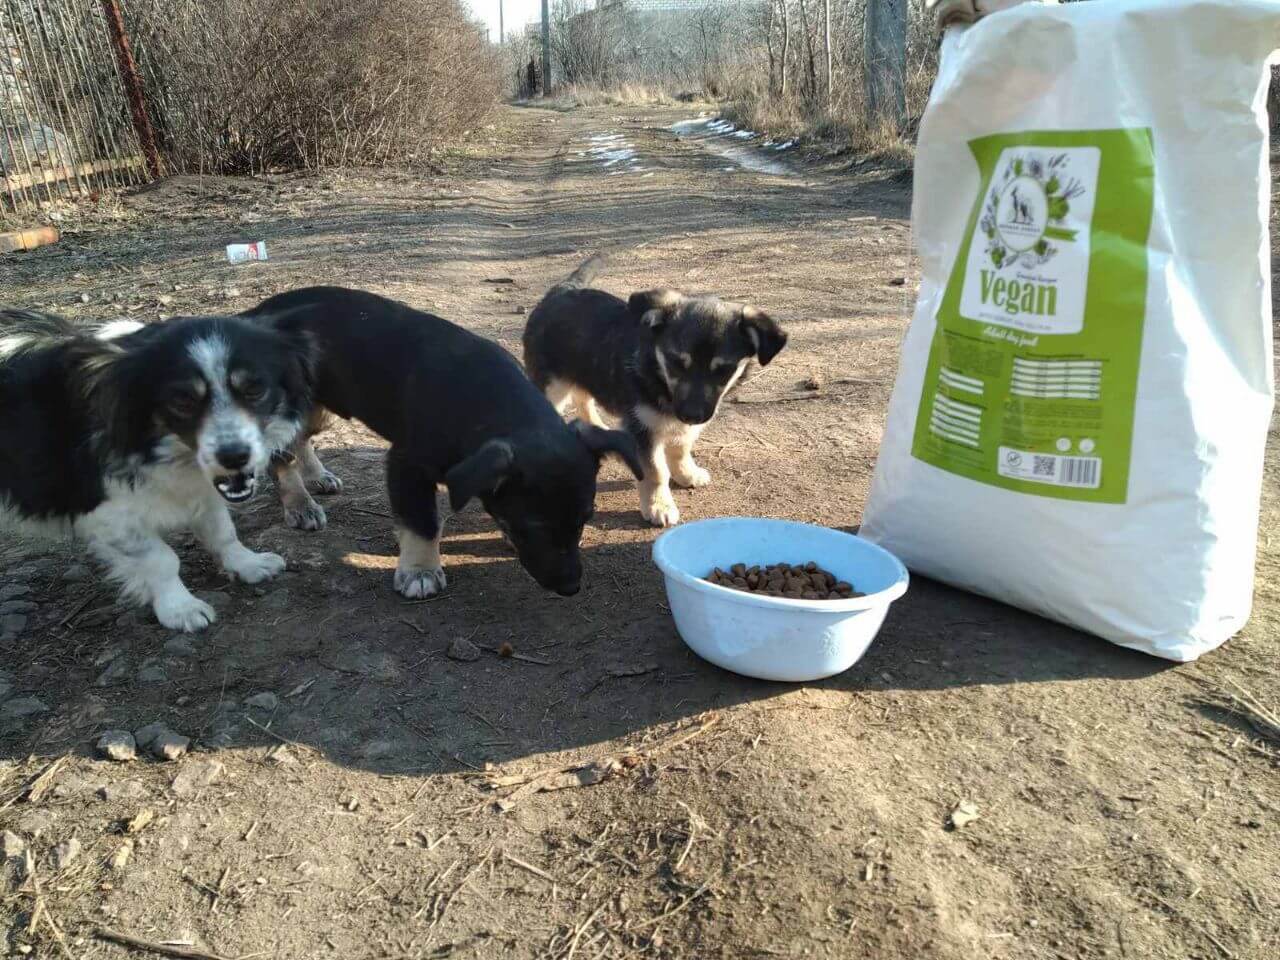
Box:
[705,562,864,600]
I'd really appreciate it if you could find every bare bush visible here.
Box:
[123,0,501,174]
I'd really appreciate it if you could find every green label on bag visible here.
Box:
[911,129,1155,504]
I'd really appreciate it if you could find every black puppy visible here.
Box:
[243,287,642,597]
[523,256,787,527]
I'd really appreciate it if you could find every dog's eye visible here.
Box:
[166,389,202,417]
[238,379,267,402]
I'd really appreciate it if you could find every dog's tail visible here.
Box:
[554,254,607,292]
[0,308,80,362]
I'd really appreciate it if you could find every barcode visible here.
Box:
[1059,456,1099,487]
[997,447,1102,490]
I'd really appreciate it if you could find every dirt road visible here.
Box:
[1,104,1277,960]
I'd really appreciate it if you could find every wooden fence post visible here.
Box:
[99,0,161,178]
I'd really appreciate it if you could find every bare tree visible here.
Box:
[865,0,907,129]
[823,0,832,112]
[779,0,790,96]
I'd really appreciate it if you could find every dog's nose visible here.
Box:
[555,581,581,597]
[216,443,252,471]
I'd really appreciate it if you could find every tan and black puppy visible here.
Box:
[523,256,787,527]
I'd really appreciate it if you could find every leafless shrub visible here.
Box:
[124,0,501,174]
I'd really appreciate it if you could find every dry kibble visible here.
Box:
[706,561,859,601]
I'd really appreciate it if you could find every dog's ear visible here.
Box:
[739,307,787,366]
[628,289,683,330]
[66,337,145,452]
[281,327,319,400]
[445,439,517,511]
[571,420,644,480]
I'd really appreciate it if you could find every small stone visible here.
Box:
[360,740,396,760]
[2,830,27,861]
[948,800,980,830]
[99,781,148,803]
[514,305,528,315]
[267,745,297,767]
[447,637,481,662]
[0,584,31,601]
[224,287,242,299]
[889,277,906,286]
[110,839,133,871]
[95,659,131,687]
[171,760,224,797]
[801,375,822,391]
[164,636,197,657]
[157,295,174,306]
[151,730,190,761]
[96,730,137,762]
[51,838,82,871]
[79,293,90,304]
[136,661,168,685]
[133,722,169,749]
[1,697,48,721]
[61,563,90,582]
[94,647,123,667]
[245,692,279,711]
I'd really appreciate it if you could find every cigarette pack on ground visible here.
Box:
[226,241,267,264]
[862,0,1280,661]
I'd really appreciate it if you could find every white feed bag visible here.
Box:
[861,0,1280,661]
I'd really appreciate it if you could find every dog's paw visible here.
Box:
[672,463,712,489]
[306,470,343,496]
[641,491,681,527]
[225,549,287,584]
[154,591,216,633]
[285,499,327,531]
[394,564,448,599]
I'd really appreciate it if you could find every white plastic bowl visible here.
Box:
[652,517,909,682]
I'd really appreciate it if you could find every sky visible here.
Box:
[464,0,544,42]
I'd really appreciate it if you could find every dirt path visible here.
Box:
[1,104,1277,960]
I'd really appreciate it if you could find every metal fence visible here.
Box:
[1,0,153,225]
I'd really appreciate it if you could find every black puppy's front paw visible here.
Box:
[394,565,447,599]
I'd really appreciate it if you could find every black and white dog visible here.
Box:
[0,309,315,631]
[523,256,787,526]
[242,286,642,598]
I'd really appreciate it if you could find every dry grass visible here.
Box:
[547,83,693,109]
[721,95,915,165]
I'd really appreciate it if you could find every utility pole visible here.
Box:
[541,0,551,95]
[499,0,504,44]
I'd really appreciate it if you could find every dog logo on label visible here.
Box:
[980,153,1084,272]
